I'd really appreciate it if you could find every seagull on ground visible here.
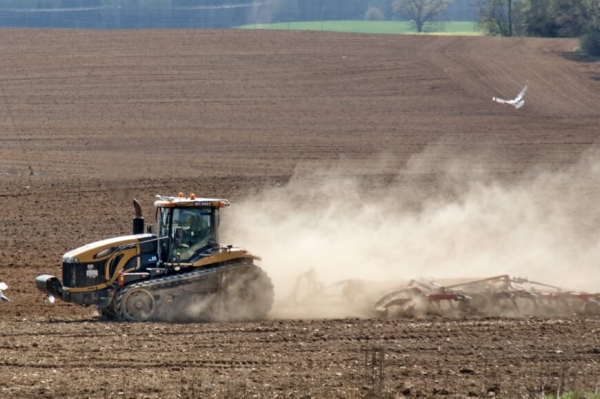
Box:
[0,282,11,302]
[493,83,528,109]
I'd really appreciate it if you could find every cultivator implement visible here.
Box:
[374,275,600,318]
[284,271,600,319]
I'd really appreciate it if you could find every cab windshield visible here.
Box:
[158,207,216,263]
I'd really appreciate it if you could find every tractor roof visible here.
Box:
[154,193,229,209]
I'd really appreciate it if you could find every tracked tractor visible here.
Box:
[35,193,273,322]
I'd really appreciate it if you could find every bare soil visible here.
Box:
[0,29,599,398]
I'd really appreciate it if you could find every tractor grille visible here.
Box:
[63,261,106,288]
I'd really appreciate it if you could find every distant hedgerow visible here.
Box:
[579,29,600,57]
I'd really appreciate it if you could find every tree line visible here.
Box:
[477,0,600,55]
[0,0,475,29]
[0,0,266,28]
[0,0,598,55]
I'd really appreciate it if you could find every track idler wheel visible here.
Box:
[119,288,156,322]
[215,265,274,322]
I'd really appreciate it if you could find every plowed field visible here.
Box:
[0,29,599,398]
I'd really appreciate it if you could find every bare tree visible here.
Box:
[476,0,525,36]
[393,0,452,33]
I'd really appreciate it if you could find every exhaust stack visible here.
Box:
[132,198,144,235]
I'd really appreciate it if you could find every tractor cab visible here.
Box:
[154,193,229,264]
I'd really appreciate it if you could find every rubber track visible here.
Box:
[114,260,270,322]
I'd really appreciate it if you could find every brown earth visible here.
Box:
[0,29,600,398]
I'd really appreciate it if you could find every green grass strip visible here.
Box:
[237,20,482,35]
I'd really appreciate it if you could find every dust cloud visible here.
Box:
[224,147,600,319]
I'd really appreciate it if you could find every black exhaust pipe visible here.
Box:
[133,198,144,235]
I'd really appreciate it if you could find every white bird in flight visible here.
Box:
[493,83,528,109]
[0,282,11,302]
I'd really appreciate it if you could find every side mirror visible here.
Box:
[174,226,184,247]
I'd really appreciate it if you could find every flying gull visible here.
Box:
[493,83,528,109]
[0,282,11,302]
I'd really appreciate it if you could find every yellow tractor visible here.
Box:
[35,193,273,322]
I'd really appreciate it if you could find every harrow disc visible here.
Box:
[582,300,600,316]
[457,293,491,316]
